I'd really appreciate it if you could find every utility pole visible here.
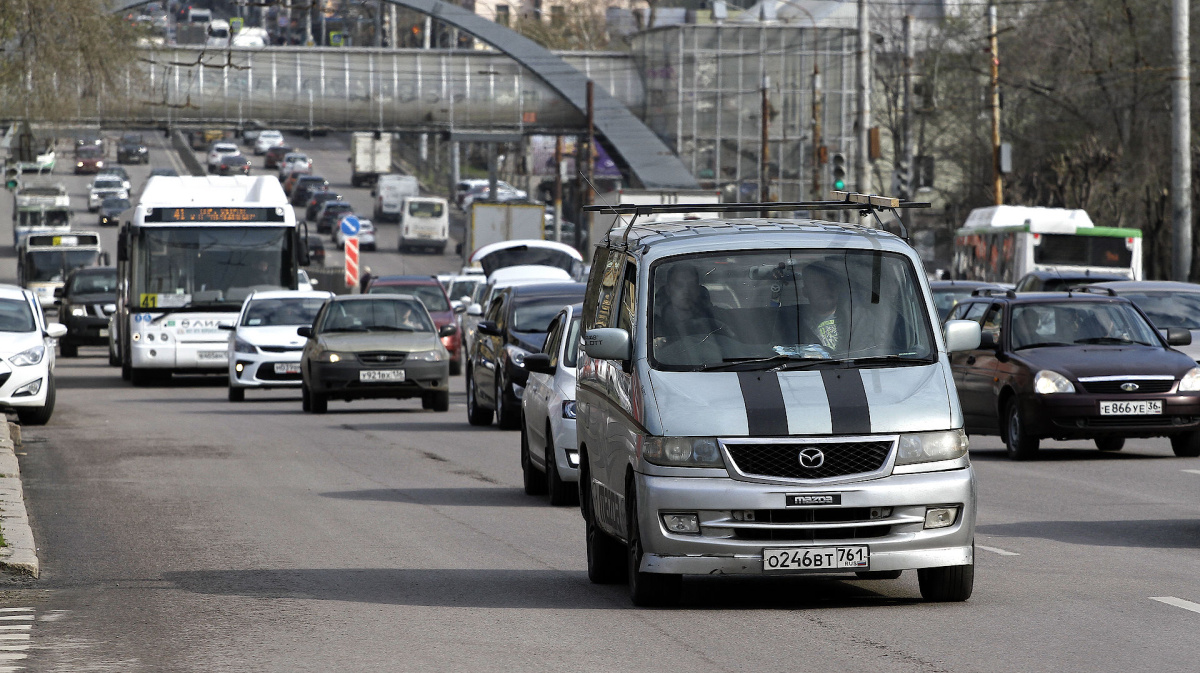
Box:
[811,65,822,199]
[554,135,564,243]
[1173,0,1192,281]
[988,0,1003,205]
[855,0,870,193]
[375,0,383,47]
[901,14,915,199]
[761,76,771,202]
[577,81,594,253]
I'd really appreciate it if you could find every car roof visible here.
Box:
[1019,270,1129,280]
[371,275,441,286]
[929,280,1006,290]
[509,282,586,298]
[0,285,30,301]
[602,218,912,256]
[245,290,333,302]
[966,291,1133,305]
[1089,280,1200,292]
[329,293,421,303]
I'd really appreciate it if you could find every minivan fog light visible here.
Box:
[661,513,700,534]
[1034,370,1075,394]
[924,506,959,529]
[564,449,579,466]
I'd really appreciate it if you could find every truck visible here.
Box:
[461,202,545,262]
[17,232,104,308]
[349,132,392,187]
[13,181,71,248]
[588,189,722,250]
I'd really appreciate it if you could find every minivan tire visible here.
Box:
[1004,399,1039,460]
[1171,431,1200,457]
[582,458,624,584]
[466,368,493,426]
[917,563,974,602]
[626,482,682,607]
[521,425,547,496]
[1095,436,1125,452]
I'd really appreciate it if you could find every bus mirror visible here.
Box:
[298,223,311,267]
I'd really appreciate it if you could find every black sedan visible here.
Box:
[299,295,454,414]
[117,133,149,164]
[216,154,251,176]
[55,267,118,357]
[947,290,1200,459]
[97,197,131,227]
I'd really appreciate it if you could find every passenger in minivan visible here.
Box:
[799,261,848,353]
[653,264,726,363]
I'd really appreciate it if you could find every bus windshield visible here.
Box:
[17,210,70,229]
[26,250,100,282]
[135,227,296,308]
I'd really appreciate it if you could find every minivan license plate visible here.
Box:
[1100,400,1162,416]
[763,546,869,572]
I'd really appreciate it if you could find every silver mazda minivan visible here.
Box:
[576,200,983,606]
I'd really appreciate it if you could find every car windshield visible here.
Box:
[1115,291,1200,330]
[514,295,582,333]
[1010,302,1160,349]
[649,250,935,370]
[94,180,122,191]
[26,250,99,283]
[368,284,450,311]
[320,299,434,332]
[242,297,326,327]
[932,288,978,321]
[448,278,482,302]
[0,299,35,333]
[69,270,118,294]
[408,200,444,218]
[77,147,101,158]
[563,316,582,368]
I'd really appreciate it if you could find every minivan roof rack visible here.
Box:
[971,287,1017,298]
[583,191,929,245]
[1066,285,1118,297]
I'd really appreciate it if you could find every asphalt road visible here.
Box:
[0,133,1198,672]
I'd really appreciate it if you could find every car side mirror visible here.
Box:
[467,303,483,317]
[978,331,998,350]
[297,326,313,338]
[217,324,235,331]
[944,320,982,353]
[45,323,68,339]
[1167,327,1192,347]
[583,328,631,362]
[477,321,501,337]
[53,287,64,299]
[438,324,457,337]
[524,353,554,375]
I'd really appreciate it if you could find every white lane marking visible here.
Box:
[0,627,31,631]
[0,617,32,622]
[0,610,31,614]
[1152,596,1200,614]
[978,544,1020,556]
[0,666,23,672]
[0,647,27,652]
[0,635,29,641]
[0,653,28,662]
[1181,469,1200,475]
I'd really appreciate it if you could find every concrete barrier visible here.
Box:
[0,422,37,578]
[170,130,207,176]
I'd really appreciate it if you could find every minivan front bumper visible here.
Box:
[635,466,976,575]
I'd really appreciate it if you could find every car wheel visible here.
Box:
[449,357,461,376]
[1095,436,1125,452]
[310,389,328,414]
[547,425,577,506]
[465,367,492,426]
[59,342,77,358]
[1171,431,1200,457]
[582,456,625,584]
[301,383,312,412]
[521,424,547,496]
[228,386,245,402]
[430,389,449,412]
[1004,398,1039,460]
[108,351,120,367]
[121,354,131,381]
[496,375,521,430]
[15,377,55,426]
[918,562,975,602]
[626,480,681,606]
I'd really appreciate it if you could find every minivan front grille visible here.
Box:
[724,441,893,480]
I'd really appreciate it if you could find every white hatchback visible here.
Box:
[222,291,333,402]
[335,217,376,251]
[520,303,582,505]
[0,285,66,425]
[254,130,285,155]
[206,143,241,172]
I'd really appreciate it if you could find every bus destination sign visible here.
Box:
[144,207,286,223]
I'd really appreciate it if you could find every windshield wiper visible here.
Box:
[368,325,417,332]
[324,326,369,333]
[1074,337,1146,345]
[699,355,826,372]
[835,355,934,367]
[1013,341,1074,350]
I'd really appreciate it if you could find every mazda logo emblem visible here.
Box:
[1120,382,1139,392]
[798,448,825,469]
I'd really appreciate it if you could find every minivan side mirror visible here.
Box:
[583,328,631,362]
[1167,327,1193,347]
[944,320,982,353]
[297,326,313,338]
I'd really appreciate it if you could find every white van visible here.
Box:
[187,7,212,24]
[206,19,230,48]
[398,197,449,254]
[374,174,420,223]
[576,196,983,606]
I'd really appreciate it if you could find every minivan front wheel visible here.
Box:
[626,482,681,606]
[1004,399,1039,460]
[582,458,624,584]
[918,562,974,602]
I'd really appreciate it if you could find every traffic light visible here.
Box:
[4,167,18,190]
[831,153,847,191]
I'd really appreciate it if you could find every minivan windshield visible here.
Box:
[649,250,935,370]
[1010,302,1160,349]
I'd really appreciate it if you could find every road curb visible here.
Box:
[0,422,37,578]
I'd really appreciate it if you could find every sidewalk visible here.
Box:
[0,423,37,578]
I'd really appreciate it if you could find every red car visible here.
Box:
[74,146,105,174]
[365,275,462,375]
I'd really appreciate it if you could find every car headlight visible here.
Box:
[1180,368,1200,392]
[95,160,103,167]
[561,400,576,419]
[896,429,969,466]
[1033,370,1075,394]
[505,345,530,367]
[642,436,724,468]
[320,351,345,363]
[409,350,443,362]
[70,306,87,317]
[233,337,257,354]
[9,345,45,367]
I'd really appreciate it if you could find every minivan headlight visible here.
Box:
[1180,368,1200,392]
[896,429,969,466]
[643,437,724,468]
[1034,370,1075,394]
[9,345,45,367]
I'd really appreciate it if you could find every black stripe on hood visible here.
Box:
[738,371,789,436]
[821,369,872,434]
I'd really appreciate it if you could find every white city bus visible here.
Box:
[952,205,1142,284]
[115,176,307,385]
